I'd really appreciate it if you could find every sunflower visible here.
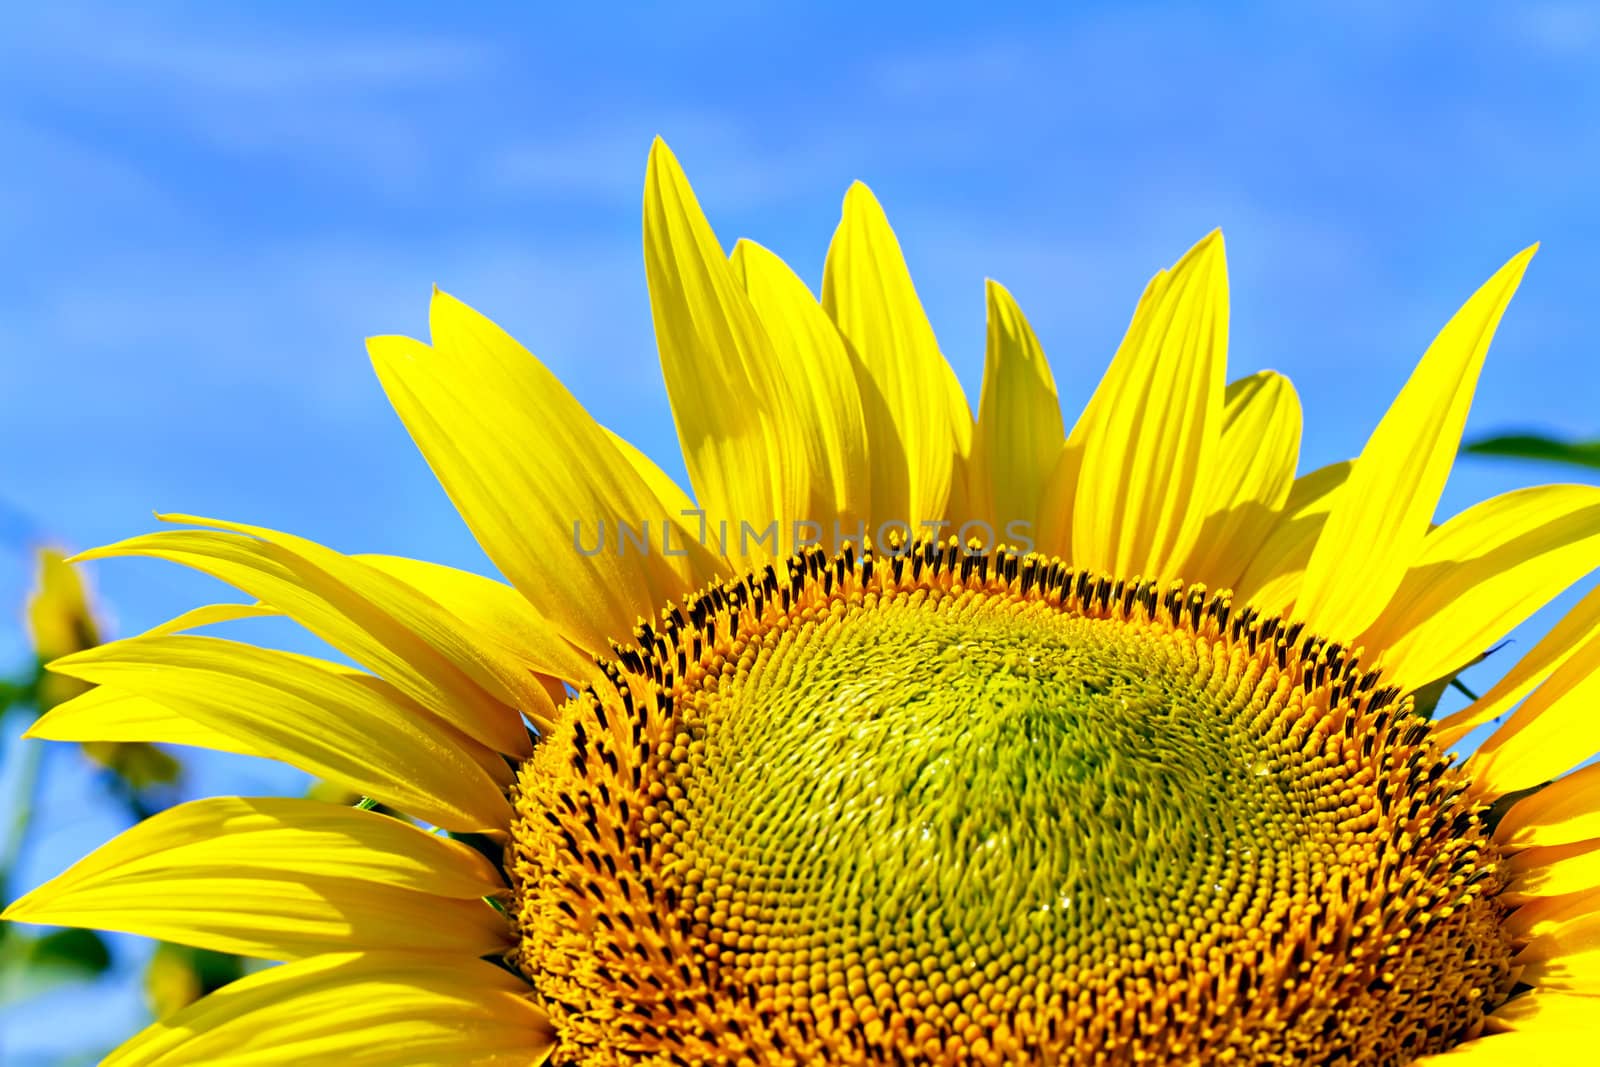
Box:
[6,140,1600,1066]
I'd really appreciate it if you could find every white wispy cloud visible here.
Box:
[16,7,492,91]
[1516,1,1600,54]
[6,7,495,192]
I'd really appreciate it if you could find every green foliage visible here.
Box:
[1463,432,1600,471]
[1409,672,1456,720]
[0,927,114,1005]
[24,928,112,976]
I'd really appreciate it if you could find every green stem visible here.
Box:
[0,714,47,909]
[0,711,49,1010]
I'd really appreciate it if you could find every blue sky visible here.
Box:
[3,2,1600,1061]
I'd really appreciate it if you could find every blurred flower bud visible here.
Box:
[143,942,244,1019]
[26,548,100,710]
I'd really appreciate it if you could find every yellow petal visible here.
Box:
[1035,271,1174,559]
[605,427,692,515]
[1507,838,1600,901]
[822,181,972,527]
[80,521,539,750]
[1468,623,1600,796]
[1295,247,1537,640]
[3,797,508,960]
[944,441,976,529]
[1360,485,1600,692]
[1072,232,1228,581]
[1032,443,1078,560]
[731,238,874,540]
[969,281,1064,538]
[1182,372,1301,591]
[1499,762,1600,848]
[643,141,812,563]
[358,554,601,690]
[1236,460,1353,615]
[1519,946,1600,995]
[1413,1030,1595,1062]
[1509,892,1599,965]
[371,302,685,653]
[601,429,737,582]
[1435,580,1600,747]
[1490,990,1600,1033]
[27,685,257,754]
[48,635,511,832]
[104,953,553,1067]
[140,602,277,638]
[1215,372,1304,510]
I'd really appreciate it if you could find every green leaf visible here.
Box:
[1,669,40,714]
[186,945,246,992]
[1410,674,1453,719]
[26,928,112,976]
[1410,645,1500,719]
[1463,432,1600,471]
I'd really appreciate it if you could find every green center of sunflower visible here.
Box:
[507,542,1516,1066]
[692,590,1303,969]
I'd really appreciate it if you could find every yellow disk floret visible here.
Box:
[508,541,1515,1066]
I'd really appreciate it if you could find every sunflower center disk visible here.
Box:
[508,544,1516,1066]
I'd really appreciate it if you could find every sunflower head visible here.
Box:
[509,541,1516,1063]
